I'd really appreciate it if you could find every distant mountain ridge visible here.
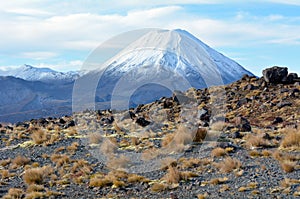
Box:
[0,64,79,83]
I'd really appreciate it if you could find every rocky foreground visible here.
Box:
[0,66,299,199]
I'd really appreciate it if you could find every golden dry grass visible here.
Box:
[31,129,48,145]
[280,128,300,149]
[214,157,242,173]
[23,168,44,185]
[211,147,227,157]
[210,121,227,131]
[12,155,30,167]
[244,134,269,149]
[3,188,24,199]
[280,160,296,173]
[151,183,168,192]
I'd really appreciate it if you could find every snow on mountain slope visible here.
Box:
[103,29,253,84]
[0,64,79,83]
[85,29,254,108]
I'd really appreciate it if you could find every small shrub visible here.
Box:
[127,174,148,183]
[249,150,261,157]
[23,168,44,185]
[26,184,44,193]
[163,166,181,184]
[214,157,242,173]
[210,121,227,131]
[280,160,296,173]
[280,128,300,149]
[50,154,70,167]
[3,188,24,199]
[151,183,167,192]
[12,155,30,167]
[0,158,11,167]
[245,134,268,148]
[211,147,227,157]
[31,129,48,145]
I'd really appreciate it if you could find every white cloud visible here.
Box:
[5,8,53,16]
[20,51,58,60]
[0,1,300,72]
[35,60,83,72]
[266,0,300,5]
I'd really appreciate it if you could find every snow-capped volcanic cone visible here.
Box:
[73,29,253,111]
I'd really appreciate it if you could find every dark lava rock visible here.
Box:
[16,122,29,128]
[262,66,288,84]
[262,133,272,140]
[243,84,257,91]
[198,108,210,122]
[163,98,174,109]
[129,110,137,120]
[272,117,283,124]
[136,117,151,127]
[232,131,244,139]
[286,73,298,84]
[236,98,251,107]
[64,120,75,128]
[235,117,252,132]
[59,118,66,124]
[277,101,292,108]
[38,118,48,125]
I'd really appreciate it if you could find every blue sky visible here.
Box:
[0,0,299,75]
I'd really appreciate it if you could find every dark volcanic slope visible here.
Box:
[0,76,73,123]
[0,70,299,199]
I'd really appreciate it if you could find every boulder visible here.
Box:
[235,116,251,132]
[136,117,151,127]
[262,66,288,83]
[286,73,298,84]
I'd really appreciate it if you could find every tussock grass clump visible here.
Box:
[23,168,44,185]
[244,134,269,149]
[0,158,11,167]
[249,150,261,157]
[127,174,148,183]
[211,147,227,157]
[214,157,242,173]
[151,183,168,192]
[161,125,193,152]
[26,184,44,193]
[209,177,228,185]
[12,155,30,168]
[162,165,197,184]
[31,129,48,145]
[280,160,296,173]
[163,166,181,184]
[2,188,24,199]
[50,154,70,167]
[210,121,227,131]
[280,128,300,150]
[179,157,202,169]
